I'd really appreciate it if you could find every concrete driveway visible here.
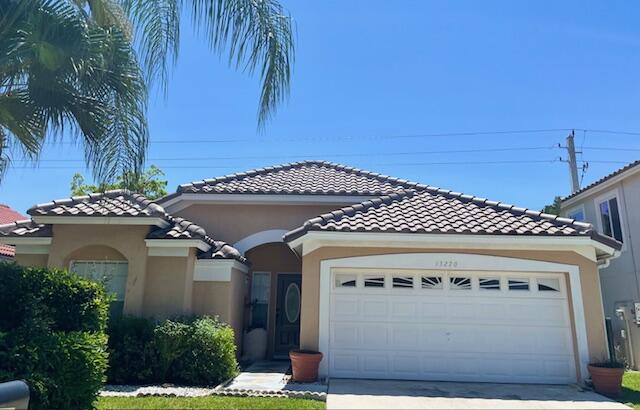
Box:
[327,379,630,409]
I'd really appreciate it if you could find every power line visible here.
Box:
[43,128,574,145]
[9,145,557,163]
[583,146,640,152]
[6,159,564,170]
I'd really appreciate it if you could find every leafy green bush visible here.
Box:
[106,316,157,384]
[108,316,238,386]
[0,262,109,410]
[158,317,238,385]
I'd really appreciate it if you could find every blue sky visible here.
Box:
[2,0,640,213]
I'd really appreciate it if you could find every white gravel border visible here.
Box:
[100,385,217,397]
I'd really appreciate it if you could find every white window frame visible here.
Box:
[69,260,128,301]
[565,204,586,222]
[594,188,626,248]
[249,271,271,329]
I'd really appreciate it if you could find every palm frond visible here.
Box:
[190,0,294,127]
[121,0,180,93]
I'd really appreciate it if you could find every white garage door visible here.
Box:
[329,270,576,384]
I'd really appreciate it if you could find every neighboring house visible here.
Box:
[560,160,640,368]
[0,160,620,385]
[0,204,27,261]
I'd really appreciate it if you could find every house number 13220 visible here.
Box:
[435,261,458,268]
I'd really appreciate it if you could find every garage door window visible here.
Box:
[335,274,357,288]
[538,278,560,292]
[392,276,414,289]
[421,276,443,289]
[364,276,385,288]
[479,277,500,290]
[449,276,471,290]
[508,278,529,291]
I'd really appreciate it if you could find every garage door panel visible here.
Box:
[331,323,358,347]
[331,296,359,319]
[329,271,576,384]
[362,299,388,318]
[391,301,418,318]
[361,323,389,348]
[420,302,448,319]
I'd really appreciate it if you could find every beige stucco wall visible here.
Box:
[229,268,247,348]
[46,224,150,315]
[299,246,608,379]
[14,253,48,267]
[143,249,196,318]
[177,204,342,244]
[191,267,247,350]
[193,282,231,321]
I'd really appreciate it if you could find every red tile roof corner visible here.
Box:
[0,204,26,258]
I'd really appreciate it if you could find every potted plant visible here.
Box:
[289,349,323,382]
[588,359,625,396]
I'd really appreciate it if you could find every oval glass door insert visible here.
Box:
[285,283,301,323]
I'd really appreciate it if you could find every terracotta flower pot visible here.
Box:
[589,364,624,396]
[290,349,323,382]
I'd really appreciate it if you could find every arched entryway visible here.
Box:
[245,242,301,358]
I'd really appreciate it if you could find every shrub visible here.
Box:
[0,262,109,410]
[160,317,238,385]
[107,316,238,386]
[106,316,157,384]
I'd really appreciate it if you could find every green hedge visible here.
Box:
[0,262,109,410]
[107,316,239,386]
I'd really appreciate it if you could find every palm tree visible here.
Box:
[0,0,294,182]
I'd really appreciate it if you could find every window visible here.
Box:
[392,276,414,288]
[538,278,560,292]
[598,197,624,242]
[568,207,585,222]
[508,278,529,291]
[479,277,500,290]
[250,272,270,329]
[335,274,357,288]
[70,261,128,315]
[449,277,471,290]
[364,276,385,288]
[421,276,443,289]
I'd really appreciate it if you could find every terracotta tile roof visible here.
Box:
[285,189,621,250]
[0,205,28,257]
[0,220,53,257]
[28,190,166,218]
[172,160,422,197]
[147,216,247,263]
[3,192,247,263]
[562,160,640,202]
[0,204,26,224]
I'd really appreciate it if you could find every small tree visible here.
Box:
[71,165,168,200]
[542,196,563,215]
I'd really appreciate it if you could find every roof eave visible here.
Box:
[286,230,617,262]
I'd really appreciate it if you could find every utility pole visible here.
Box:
[564,130,580,194]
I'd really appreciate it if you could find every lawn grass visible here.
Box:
[619,371,640,409]
[97,396,325,409]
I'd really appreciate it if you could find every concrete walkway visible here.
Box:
[224,360,326,394]
[327,379,630,409]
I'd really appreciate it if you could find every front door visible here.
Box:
[274,273,302,357]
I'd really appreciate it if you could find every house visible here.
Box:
[0,160,621,385]
[560,160,640,368]
[0,204,27,261]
